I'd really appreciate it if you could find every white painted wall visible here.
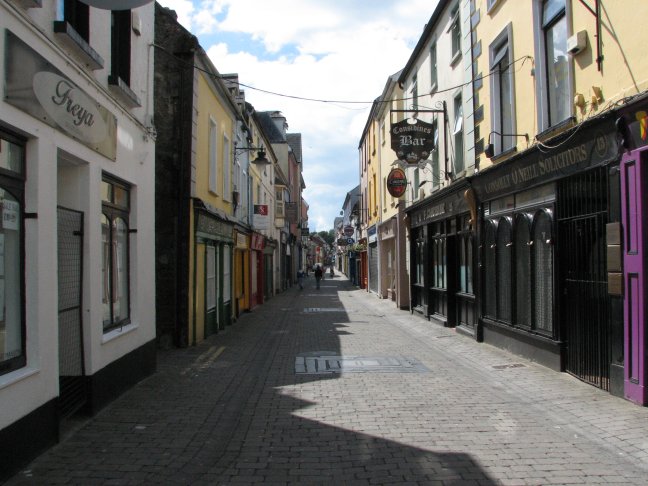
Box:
[0,0,155,429]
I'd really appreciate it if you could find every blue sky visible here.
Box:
[157,0,439,232]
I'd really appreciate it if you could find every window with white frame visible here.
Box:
[450,5,461,61]
[490,26,515,155]
[430,41,438,91]
[535,0,571,129]
[102,176,130,332]
[411,74,418,112]
[0,131,25,375]
[208,118,218,194]
[453,94,464,174]
[432,119,440,189]
[223,134,231,201]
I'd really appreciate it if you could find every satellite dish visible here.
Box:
[78,0,153,10]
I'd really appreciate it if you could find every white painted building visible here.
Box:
[0,1,156,479]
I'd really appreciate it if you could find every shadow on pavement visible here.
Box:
[6,274,496,485]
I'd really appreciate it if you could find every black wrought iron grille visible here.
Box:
[514,214,532,328]
[557,167,609,390]
[533,211,554,334]
[483,221,497,319]
[368,243,378,293]
[57,207,87,418]
[496,217,512,322]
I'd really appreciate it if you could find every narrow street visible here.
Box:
[7,273,648,485]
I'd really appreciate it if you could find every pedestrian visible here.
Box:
[297,269,304,290]
[314,264,323,289]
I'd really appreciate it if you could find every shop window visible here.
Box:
[496,217,512,322]
[0,132,25,376]
[206,245,216,312]
[483,220,497,319]
[431,223,446,290]
[458,215,473,295]
[532,210,554,334]
[223,244,231,304]
[514,214,532,328]
[101,176,130,332]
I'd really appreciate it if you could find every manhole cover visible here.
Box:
[295,355,429,374]
[492,363,526,370]
[302,308,346,313]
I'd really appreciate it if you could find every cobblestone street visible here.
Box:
[7,274,648,485]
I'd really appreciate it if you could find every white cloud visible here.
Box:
[157,0,440,231]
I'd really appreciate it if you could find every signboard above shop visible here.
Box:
[390,118,435,164]
[386,167,407,198]
[79,0,153,9]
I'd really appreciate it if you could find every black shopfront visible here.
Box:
[408,180,478,336]
[471,114,623,393]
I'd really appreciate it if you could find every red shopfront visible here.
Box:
[250,232,265,309]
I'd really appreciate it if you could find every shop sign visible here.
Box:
[235,232,248,249]
[343,225,354,237]
[285,202,298,223]
[473,118,617,200]
[386,167,407,198]
[4,31,117,160]
[251,233,265,250]
[301,227,310,236]
[79,0,153,9]
[390,118,435,164]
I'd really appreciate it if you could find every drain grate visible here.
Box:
[295,354,429,374]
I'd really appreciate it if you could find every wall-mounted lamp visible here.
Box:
[484,131,529,159]
[235,145,271,166]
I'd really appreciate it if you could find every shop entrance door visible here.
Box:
[57,207,87,418]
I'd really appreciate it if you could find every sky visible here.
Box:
[157,0,439,233]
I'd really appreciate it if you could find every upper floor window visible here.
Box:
[223,134,231,202]
[411,74,418,112]
[101,176,131,332]
[490,26,515,155]
[453,94,464,175]
[58,0,89,42]
[209,117,218,195]
[450,5,461,61]
[430,41,438,91]
[111,9,131,86]
[0,131,25,376]
[535,0,571,129]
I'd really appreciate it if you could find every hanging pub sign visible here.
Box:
[390,118,435,164]
[386,167,407,198]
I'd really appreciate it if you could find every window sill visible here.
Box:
[490,146,519,163]
[536,116,577,143]
[53,21,104,70]
[13,0,42,8]
[108,75,141,108]
[102,321,139,344]
[0,366,39,391]
[450,50,462,68]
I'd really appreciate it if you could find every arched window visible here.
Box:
[496,217,512,322]
[514,214,532,328]
[533,210,554,334]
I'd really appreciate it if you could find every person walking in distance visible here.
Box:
[314,264,323,289]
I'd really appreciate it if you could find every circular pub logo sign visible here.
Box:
[386,167,407,198]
